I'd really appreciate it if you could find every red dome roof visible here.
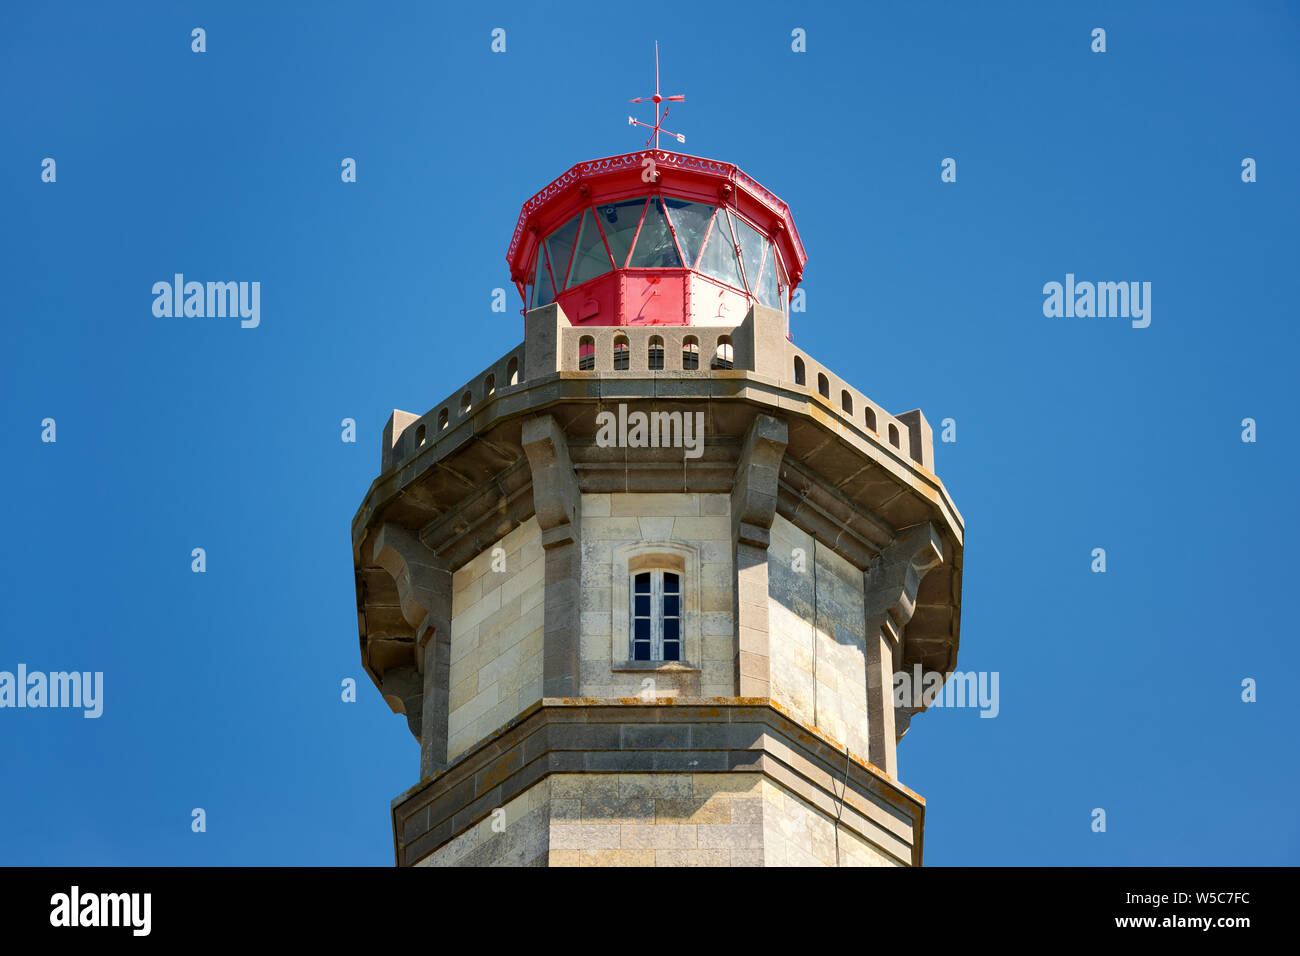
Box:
[507,150,807,327]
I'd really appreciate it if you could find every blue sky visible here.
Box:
[1,0,1296,866]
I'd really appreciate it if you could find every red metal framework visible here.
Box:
[507,150,807,328]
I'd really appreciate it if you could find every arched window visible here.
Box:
[682,336,699,370]
[648,335,664,371]
[631,568,682,662]
[613,543,700,668]
[794,356,805,385]
[507,356,519,386]
[888,424,900,448]
[578,335,596,371]
[484,374,495,397]
[460,391,472,415]
[841,390,853,414]
[415,424,426,447]
[711,335,734,370]
[864,407,877,433]
[817,373,829,398]
[613,335,630,370]
[437,408,448,430]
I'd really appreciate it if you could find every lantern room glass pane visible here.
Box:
[596,198,647,268]
[545,215,582,291]
[731,214,767,293]
[628,197,683,268]
[663,199,714,267]
[756,245,781,308]
[774,249,790,312]
[533,249,554,307]
[569,208,613,287]
[697,209,744,289]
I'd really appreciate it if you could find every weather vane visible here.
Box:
[628,41,685,149]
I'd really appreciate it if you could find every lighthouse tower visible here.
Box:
[351,137,964,866]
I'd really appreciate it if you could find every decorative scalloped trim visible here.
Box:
[506,151,806,271]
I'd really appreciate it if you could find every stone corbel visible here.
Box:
[521,415,581,548]
[863,522,945,777]
[731,414,788,549]
[380,665,423,740]
[373,521,452,778]
[374,522,448,657]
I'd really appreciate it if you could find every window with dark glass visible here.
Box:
[545,215,582,292]
[648,335,664,370]
[682,336,699,370]
[631,569,682,662]
[628,197,683,268]
[597,198,648,268]
[532,248,555,308]
[568,208,614,287]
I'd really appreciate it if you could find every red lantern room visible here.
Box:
[506,150,807,330]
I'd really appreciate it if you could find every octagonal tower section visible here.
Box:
[351,149,964,867]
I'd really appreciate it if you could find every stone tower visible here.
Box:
[350,150,964,866]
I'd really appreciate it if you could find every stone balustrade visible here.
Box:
[381,304,934,475]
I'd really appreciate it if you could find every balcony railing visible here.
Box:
[381,304,933,475]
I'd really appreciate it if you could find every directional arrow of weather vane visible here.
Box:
[628,41,685,149]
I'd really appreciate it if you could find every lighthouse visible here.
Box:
[350,74,965,865]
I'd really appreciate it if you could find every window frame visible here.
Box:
[611,542,702,670]
[630,568,682,662]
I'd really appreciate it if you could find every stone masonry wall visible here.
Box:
[767,514,871,759]
[412,772,902,866]
[416,778,551,867]
[578,493,734,698]
[548,773,764,866]
[447,518,545,761]
[760,778,898,866]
